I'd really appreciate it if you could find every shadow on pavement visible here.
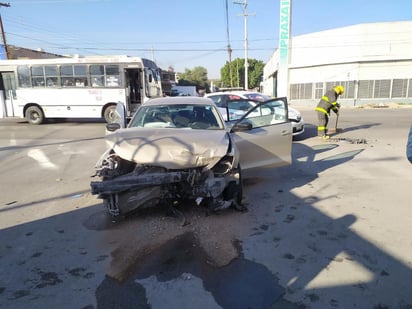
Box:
[1,138,411,309]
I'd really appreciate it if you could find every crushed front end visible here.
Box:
[90,146,241,217]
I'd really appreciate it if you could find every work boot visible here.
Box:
[322,135,330,140]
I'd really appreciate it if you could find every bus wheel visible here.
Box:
[103,105,116,123]
[25,106,44,125]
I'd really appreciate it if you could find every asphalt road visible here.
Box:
[0,106,411,309]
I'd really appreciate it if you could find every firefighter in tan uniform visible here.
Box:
[316,85,344,139]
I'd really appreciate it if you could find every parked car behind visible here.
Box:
[90,96,292,217]
[205,91,305,137]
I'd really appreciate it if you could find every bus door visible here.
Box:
[125,68,143,116]
[0,72,18,117]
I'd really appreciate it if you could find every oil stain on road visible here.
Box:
[95,232,302,309]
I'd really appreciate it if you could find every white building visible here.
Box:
[262,21,412,106]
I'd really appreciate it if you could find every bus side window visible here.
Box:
[75,79,86,87]
[74,65,88,87]
[90,65,105,87]
[62,77,74,87]
[31,66,45,87]
[105,65,120,87]
[45,65,59,88]
[92,77,104,87]
[17,65,31,88]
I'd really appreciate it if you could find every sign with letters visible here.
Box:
[277,0,291,97]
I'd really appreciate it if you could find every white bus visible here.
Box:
[0,55,163,124]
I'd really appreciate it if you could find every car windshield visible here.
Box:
[129,104,225,130]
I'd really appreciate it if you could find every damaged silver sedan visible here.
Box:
[90,96,292,217]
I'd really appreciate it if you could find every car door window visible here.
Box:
[224,99,253,122]
[242,99,287,127]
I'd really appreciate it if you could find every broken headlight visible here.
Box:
[212,155,234,175]
[96,153,135,179]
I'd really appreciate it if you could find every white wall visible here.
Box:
[263,21,412,97]
[289,21,412,68]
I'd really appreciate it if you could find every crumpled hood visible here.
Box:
[106,127,230,169]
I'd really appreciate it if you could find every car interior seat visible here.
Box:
[173,109,192,128]
[193,106,219,128]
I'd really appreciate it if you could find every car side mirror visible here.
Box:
[231,120,253,132]
[106,122,121,132]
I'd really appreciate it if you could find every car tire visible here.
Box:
[223,164,243,207]
[25,106,44,125]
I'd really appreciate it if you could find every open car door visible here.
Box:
[229,97,292,170]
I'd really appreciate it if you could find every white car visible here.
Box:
[205,91,304,136]
[90,96,292,217]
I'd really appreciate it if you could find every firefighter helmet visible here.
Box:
[334,85,345,95]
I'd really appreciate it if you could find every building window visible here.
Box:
[408,79,412,98]
[326,81,355,99]
[315,82,323,99]
[290,84,298,100]
[343,81,355,99]
[358,80,374,99]
[374,79,391,98]
[290,83,312,100]
[392,79,408,98]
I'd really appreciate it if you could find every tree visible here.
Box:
[220,58,264,90]
[177,66,209,91]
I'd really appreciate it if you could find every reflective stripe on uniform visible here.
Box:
[331,102,338,113]
[321,96,329,102]
[317,126,326,130]
[316,107,329,115]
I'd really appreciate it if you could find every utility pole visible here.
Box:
[234,0,254,90]
[225,0,233,88]
[0,2,10,60]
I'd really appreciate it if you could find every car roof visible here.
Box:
[205,92,232,97]
[206,91,269,98]
[144,96,215,106]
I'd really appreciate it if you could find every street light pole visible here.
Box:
[234,0,254,90]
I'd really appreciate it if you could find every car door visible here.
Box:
[229,97,292,170]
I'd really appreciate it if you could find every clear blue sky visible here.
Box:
[2,0,412,78]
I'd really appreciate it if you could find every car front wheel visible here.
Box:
[223,164,244,210]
